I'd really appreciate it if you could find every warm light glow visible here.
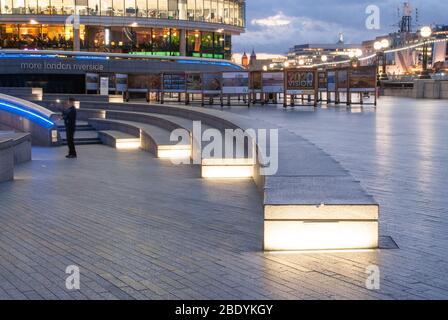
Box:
[381,39,390,49]
[202,166,254,179]
[157,146,191,159]
[29,19,38,25]
[374,41,383,51]
[264,221,379,251]
[298,59,305,65]
[321,55,328,62]
[348,51,355,58]
[284,61,290,68]
[262,66,268,71]
[355,49,363,57]
[420,26,432,38]
[116,140,141,150]
[130,22,138,27]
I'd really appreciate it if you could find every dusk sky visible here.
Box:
[233,0,448,55]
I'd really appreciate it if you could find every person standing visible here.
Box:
[62,98,77,158]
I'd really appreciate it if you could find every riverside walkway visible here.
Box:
[0,96,447,299]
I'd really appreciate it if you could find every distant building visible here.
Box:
[241,52,249,68]
[288,36,362,66]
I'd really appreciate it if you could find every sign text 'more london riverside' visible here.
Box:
[20,61,104,72]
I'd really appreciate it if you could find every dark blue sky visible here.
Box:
[233,0,447,54]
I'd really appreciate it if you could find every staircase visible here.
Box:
[57,121,102,145]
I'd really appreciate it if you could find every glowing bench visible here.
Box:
[201,158,254,179]
[263,176,379,251]
[98,130,141,150]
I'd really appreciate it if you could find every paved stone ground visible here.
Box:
[0,96,447,299]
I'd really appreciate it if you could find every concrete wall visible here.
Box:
[383,80,448,99]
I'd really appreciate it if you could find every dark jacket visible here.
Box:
[62,106,77,131]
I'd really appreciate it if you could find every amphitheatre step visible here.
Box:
[98,130,141,150]
[88,118,191,159]
[60,130,101,146]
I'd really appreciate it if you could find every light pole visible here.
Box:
[374,39,390,81]
[419,26,432,79]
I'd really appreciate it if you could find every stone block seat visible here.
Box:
[0,131,32,182]
[88,118,191,159]
[75,100,379,252]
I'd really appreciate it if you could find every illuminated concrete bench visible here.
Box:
[89,118,191,159]
[201,158,254,179]
[98,130,141,150]
[263,176,379,251]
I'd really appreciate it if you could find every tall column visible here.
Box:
[73,27,80,51]
[180,29,187,57]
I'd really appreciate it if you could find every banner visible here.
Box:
[318,72,327,91]
[285,69,316,95]
[327,71,336,92]
[85,73,99,91]
[115,74,128,93]
[337,69,348,91]
[222,72,249,94]
[163,73,186,92]
[203,73,222,94]
[186,73,203,93]
[348,67,377,92]
[100,77,109,96]
[262,72,284,93]
[148,74,161,91]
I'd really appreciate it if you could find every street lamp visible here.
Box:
[374,39,390,81]
[419,26,432,79]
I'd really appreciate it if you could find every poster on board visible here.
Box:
[100,77,109,96]
[163,73,186,92]
[327,71,336,92]
[318,72,327,92]
[262,72,284,93]
[85,73,99,91]
[285,69,317,95]
[115,74,128,93]
[148,74,161,92]
[337,69,348,91]
[186,73,203,93]
[348,67,377,92]
[222,72,249,94]
[203,73,222,94]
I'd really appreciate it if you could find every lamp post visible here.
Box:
[374,39,390,81]
[419,26,432,79]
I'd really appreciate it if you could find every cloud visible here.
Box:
[251,12,292,27]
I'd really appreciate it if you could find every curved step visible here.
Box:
[98,130,140,150]
[88,118,191,159]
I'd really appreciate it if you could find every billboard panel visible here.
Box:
[318,72,327,91]
[203,73,222,94]
[337,69,348,91]
[348,67,377,92]
[222,72,249,94]
[115,74,128,93]
[128,74,149,92]
[327,71,336,91]
[85,73,99,91]
[186,73,203,92]
[262,72,284,93]
[163,73,186,92]
[285,69,316,95]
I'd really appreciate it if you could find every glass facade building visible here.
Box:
[0,0,245,59]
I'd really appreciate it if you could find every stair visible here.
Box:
[57,120,102,145]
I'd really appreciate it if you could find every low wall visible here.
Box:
[382,80,448,99]
[0,93,58,146]
[0,138,14,182]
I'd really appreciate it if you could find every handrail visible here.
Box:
[0,93,56,129]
